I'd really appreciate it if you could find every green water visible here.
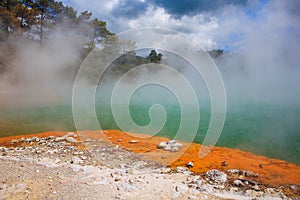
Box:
[0,93,299,165]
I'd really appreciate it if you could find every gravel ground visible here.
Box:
[0,132,298,200]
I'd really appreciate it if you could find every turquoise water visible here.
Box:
[0,88,299,165]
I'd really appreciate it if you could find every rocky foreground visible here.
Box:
[0,131,299,200]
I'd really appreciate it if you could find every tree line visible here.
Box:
[0,0,114,46]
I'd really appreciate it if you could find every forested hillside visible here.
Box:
[0,0,128,85]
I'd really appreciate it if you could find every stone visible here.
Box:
[157,140,183,152]
[65,137,77,143]
[0,147,7,152]
[66,132,75,137]
[31,137,40,142]
[129,140,138,144]
[55,137,65,142]
[47,150,54,155]
[175,184,188,193]
[252,184,260,191]
[25,138,32,142]
[80,156,87,160]
[114,176,122,182]
[160,167,172,174]
[186,162,194,168]
[233,179,244,187]
[205,169,227,184]
[38,139,46,144]
[187,176,202,187]
[244,170,258,177]
[227,169,258,177]
[176,167,190,173]
[47,136,55,140]
[227,169,239,174]
[70,157,83,165]
[290,185,297,191]
[221,161,228,166]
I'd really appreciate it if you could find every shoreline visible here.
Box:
[0,130,299,186]
[0,130,299,199]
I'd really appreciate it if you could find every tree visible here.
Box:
[208,49,223,58]
[0,0,19,11]
[33,0,63,42]
[62,6,77,22]
[0,0,19,35]
[78,10,92,23]
[147,50,162,63]
[90,18,113,44]
[0,7,18,34]
[35,0,50,42]
[13,3,38,30]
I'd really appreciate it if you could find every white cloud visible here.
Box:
[63,0,300,52]
[114,6,219,50]
[63,0,120,20]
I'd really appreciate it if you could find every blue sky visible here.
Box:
[62,0,299,50]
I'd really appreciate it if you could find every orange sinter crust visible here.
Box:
[0,130,299,186]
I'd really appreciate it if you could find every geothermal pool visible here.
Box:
[0,87,299,165]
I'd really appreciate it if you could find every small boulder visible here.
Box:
[186,162,194,168]
[233,179,244,187]
[10,139,19,143]
[160,167,172,174]
[65,137,77,143]
[252,184,260,191]
[66,132,75,137]
[157,140,183,152]
[205,169,227,184]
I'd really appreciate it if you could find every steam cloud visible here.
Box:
[0,0,299,163]
[0,33,84,108]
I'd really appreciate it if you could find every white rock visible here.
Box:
[31,137,40,142]
[47,150,54,155]
[55,137,65,142]
[67,132,74,137]
[66,137,77,143]
[176,167,190,173]
[157,140,183,152]
[160,167,172,174]
[175,184,188,194]
[70,157,83,165]
[205,169,227,184]
[252,184,260,191]
[80,156,87,160]
[186,162,194,168]
[233,179,244,187]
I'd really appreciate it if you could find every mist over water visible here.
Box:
[0,1,299,164]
